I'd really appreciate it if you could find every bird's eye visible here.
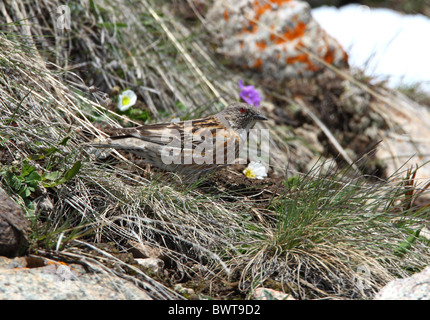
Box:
[240,108,245,114]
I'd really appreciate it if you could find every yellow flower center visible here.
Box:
[122,96,131,106]
[243,168,256,179]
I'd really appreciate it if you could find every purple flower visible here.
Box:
[238,80,262,107]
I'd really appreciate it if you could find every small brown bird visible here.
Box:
[94,102,267,180]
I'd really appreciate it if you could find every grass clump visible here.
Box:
[226,163,430,299]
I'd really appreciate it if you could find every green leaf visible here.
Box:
[26,171,42,182]
[21,160,35,177]
[176,101,187,112]
[125,108,151,122]
[23,198,35,215]
[42,161,81,188]
[41,146,59,156]
[42,171,62,181]
[19,186,30,198]
[5,170,22,192]
[394,228,421,258]
[59,136,71,146]
[98,22,127,29]
[28,154,45,160]
[284,175,300,189]
[63,161,81,182]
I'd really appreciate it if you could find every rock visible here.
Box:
[36,196,54,212]
[206,0,348,81]
[253,287,295,300]
[374,89,430,186]
[374,266,430,300]
[128,240,165,259]
[339,80,371,115]
[0,256,29,269]
[135,257,164,274]
[174,284,196,296]
[0,188,30,257]
[0,256,152,300]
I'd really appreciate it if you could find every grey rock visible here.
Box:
[135,257,164,274]
[253,287,294,300]
[0,256,152,300]
[374,266,430,300]
[0,188,30,257]
[128,240,165,259]
[174,284,195,297]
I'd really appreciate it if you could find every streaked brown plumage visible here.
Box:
[94,102,267,179]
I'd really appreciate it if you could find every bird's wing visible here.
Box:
[108,116,222,148]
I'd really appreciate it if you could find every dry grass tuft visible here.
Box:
[1,0,429,300]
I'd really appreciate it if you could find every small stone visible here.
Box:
[174,284,195,296]
[37,197,54,211]
[128,240,165,259]
[135,258,164,274]
[253,287,295,300]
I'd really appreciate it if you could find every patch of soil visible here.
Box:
[198,165,285,207]
[100,149,287,205]
[85,241,247,300]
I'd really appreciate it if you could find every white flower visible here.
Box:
[243,161,268,180]
[117,89,137,111]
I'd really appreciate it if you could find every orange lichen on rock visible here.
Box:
[253,58,263,69]
[206,0,349,79]
[223,9,229,21]
[46,260,68,266]
[270,21,306,44]
[254,1,272,19]
[243,21,258,33]
[284,21,306,40]
[243,0,277,33]
[286,54,307,64]
[265,0,293,6]
[323,47,335,64]
[256,40,267,50]
[286,54,319,72]
[248,0,295,32]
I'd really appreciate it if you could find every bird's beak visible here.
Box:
[253,113,268,121]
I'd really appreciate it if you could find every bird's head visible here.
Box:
[217,102,267,130]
